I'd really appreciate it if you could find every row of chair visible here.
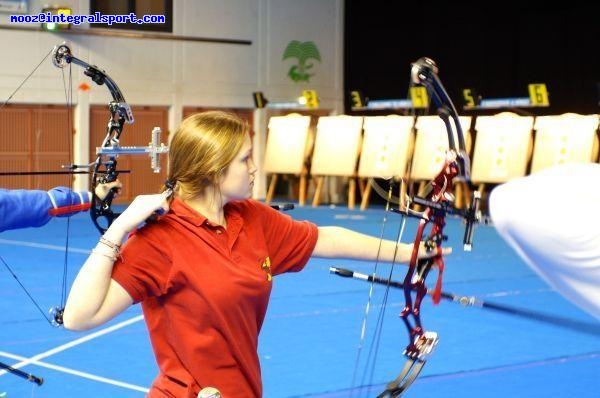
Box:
[263,112,600,210]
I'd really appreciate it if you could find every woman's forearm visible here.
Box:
[63,193,170,330]
[62,224,130,330]
[313,226,416,263]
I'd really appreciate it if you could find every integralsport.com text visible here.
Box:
[10,12,166,26]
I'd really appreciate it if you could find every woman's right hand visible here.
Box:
[109,191,171,235]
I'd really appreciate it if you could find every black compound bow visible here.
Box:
[51,43,168,234]
[0,43,168,385]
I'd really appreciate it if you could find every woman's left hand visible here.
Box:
[417,241,452,259]
[94,180,123,201]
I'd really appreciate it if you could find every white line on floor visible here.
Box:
[0,314,147,392]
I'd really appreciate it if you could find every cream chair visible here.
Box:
[263,114,312,205]
[471,112,534,202]
[530,113,599,173]
[357,115,415,210]
[310,115,363,209]
[411,115,472,208]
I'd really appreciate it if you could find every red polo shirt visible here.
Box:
[111,198,318,398]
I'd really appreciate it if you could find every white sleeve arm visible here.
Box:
[489,163,600,320]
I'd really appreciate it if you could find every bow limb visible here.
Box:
[411,56,481,249]
[411,57,470,182]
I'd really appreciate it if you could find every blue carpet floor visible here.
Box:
[0,204,598,397]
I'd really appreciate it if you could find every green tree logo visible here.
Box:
[282,40,321,83]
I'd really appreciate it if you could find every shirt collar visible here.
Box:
[168,198,242,229]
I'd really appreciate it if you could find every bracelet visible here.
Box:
[91,248,117,262]
[99,236,121,250]
[98,235,122,260]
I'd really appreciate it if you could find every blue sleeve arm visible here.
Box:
[0,187,91,232]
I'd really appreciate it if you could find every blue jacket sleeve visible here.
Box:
[0,187,91,232]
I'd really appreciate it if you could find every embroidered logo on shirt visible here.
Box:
[261,257,272,281]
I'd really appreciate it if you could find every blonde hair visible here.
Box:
[164,111,249,200]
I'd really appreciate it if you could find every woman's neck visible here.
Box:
[183,191,227,227]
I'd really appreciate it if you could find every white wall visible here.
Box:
[0,0,344,195]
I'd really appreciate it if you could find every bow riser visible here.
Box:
[91,106,127,234]
[401,153,457,350]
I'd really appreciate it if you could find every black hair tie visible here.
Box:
[165,179,176,191]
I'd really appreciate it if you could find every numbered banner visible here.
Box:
[252,92,268,109]
[462,88,481,107]
[302,90,319,108]
[528,83,550,107]
[409,86,429,108]
[349,90,365,109]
